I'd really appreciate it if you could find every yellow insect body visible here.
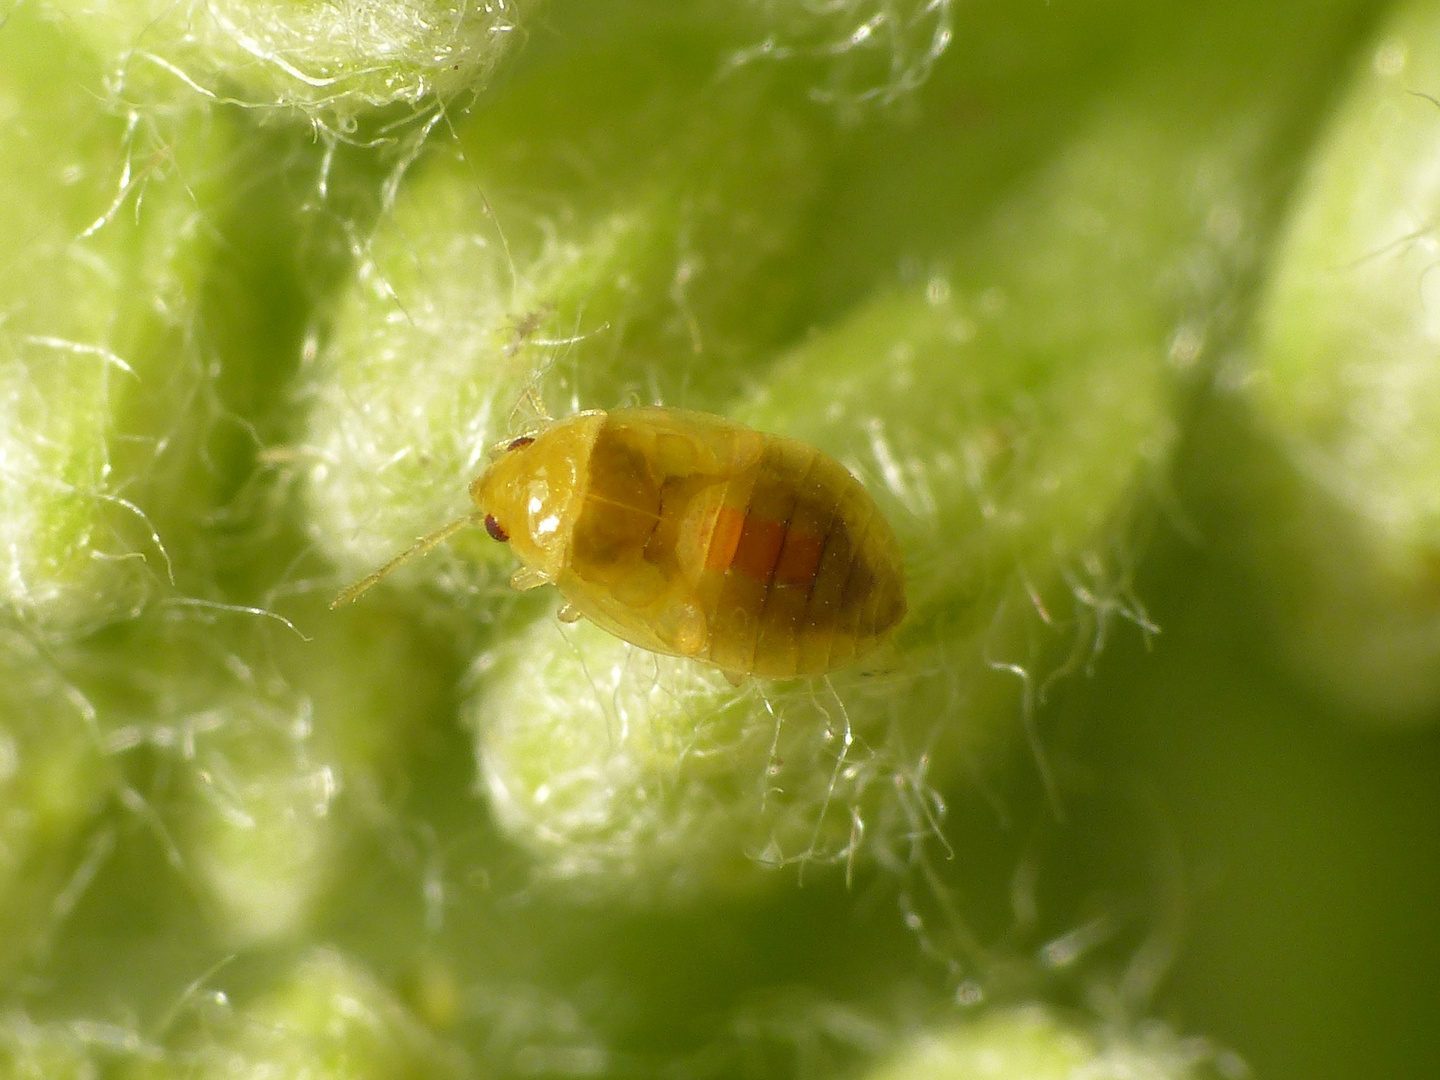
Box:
[338,407,907,679]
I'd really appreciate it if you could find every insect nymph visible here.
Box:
[333,407,906,679]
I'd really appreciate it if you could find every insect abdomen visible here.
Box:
[701,434,906,678]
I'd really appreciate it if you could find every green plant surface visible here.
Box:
[2,0,1439,1079]
[1211,0,1440,725]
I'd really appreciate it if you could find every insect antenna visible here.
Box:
[330,514,478,609]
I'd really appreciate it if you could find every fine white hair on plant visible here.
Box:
[727,0,954,110]
[467,602,1006,904]
[51,0,539,128]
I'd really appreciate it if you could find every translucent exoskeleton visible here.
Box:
[333,407,907,679]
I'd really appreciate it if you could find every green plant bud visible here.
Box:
[1231,0,1440,724]
[0,628,115,976]
[473,616,1013,901]
[465,5,1348,899]
[0,6,307,633]
[0,1012,158,1080]
[41,0,535,123]
[861,1007,1236,1080]
[74,612,332,945]
[124,950,469,1079]
[305,44,829,601]
[0,7,164,629]
[61,597,452,946]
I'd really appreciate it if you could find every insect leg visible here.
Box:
[330,513,477,608]
[510,565,552,591]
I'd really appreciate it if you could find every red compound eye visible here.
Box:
[506,436,535,451]
[484,514,509,543]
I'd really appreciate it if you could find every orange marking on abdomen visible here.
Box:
[773,529,824,587]
[704,504,747,572]
[731,516,787,581]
